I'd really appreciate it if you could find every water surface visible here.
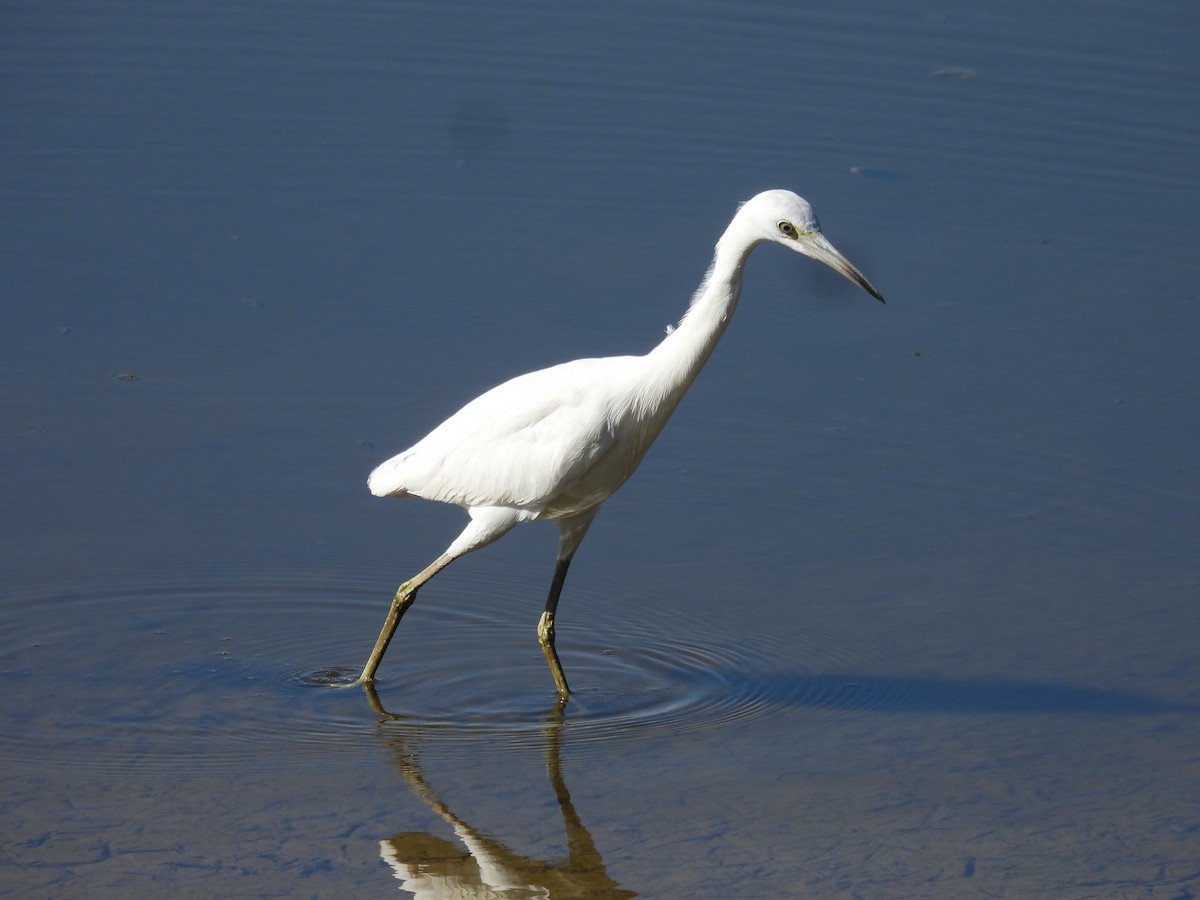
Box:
[2,1,1197,896]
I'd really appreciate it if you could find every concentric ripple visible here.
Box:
[0,562,872,772]
[342,604,812,755]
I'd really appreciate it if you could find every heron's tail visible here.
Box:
[367,457,411,498]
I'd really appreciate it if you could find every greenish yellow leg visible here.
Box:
[538,556,573,705]
[357,553,454,685]
[538,608,571,703]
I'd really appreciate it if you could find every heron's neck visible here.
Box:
[643,230,755,403]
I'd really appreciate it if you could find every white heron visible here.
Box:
[359,189,884,704]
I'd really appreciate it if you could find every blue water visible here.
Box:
[3,1,1198,896]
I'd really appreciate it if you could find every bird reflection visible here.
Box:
[367,687,636,899]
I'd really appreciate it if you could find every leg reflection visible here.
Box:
[368,690,636,898]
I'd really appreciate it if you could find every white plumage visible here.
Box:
[356,190,884,704]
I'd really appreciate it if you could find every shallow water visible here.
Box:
[3,0,1198,896]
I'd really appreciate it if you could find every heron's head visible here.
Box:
[740,189,885,303]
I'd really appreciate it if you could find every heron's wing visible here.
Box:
[368,357,634,510]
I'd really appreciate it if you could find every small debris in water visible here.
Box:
[931,67,977,79]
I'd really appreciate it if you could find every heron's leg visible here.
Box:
[357,507,525,687]
[537,555,574,704]
[356,552,454,685]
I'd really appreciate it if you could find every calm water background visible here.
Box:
[3,1,1198,896]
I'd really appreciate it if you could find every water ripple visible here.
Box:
[0,564,864,772]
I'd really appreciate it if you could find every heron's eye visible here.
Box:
[777,220,797,237]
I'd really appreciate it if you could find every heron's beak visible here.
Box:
[802,232,886,304]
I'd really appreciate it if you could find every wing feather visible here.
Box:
[368,357,637,510]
